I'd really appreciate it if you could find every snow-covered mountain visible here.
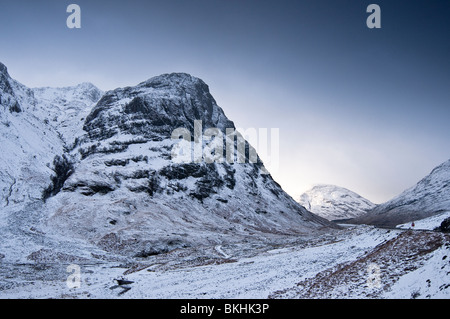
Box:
[0,62,335,265]
[1,61,449,300]
[1,62,63,207]
[298,184,376,221]
[42,73,335,258]
[353,159,450,227]
[0,62,102,208]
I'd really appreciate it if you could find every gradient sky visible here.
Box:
[1,0,449,203]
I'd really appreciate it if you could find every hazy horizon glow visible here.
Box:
[1,0,449,203]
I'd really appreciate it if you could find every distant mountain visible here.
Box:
[352,159,450,227]
[298,184,375,221]
[0,62,335,264]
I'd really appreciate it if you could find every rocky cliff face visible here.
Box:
[0,62,34,114]
[83,73,234,142]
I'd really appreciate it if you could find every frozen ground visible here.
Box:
[1,223,448,299]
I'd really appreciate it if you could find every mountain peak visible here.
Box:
[299,184,375,221]
[0,62,8,75]
[429,158,450,175]
[137,72,211,95]
[0,61,33,113]
[141,72,201,85]
[75,81,99,90]
[84,72,234,141]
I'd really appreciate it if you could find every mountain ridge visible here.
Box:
[351,159,450,227]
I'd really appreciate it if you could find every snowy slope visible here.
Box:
[0,62,63,207]
[2,225,448,299]
[32,82,103,144]
[0,63,106,270]
[354,159,450,227]
[270,228,450,299]
[0,62,102,208]
[298,184,376,221]
[385,243,450,299]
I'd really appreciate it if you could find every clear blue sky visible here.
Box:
[1,0,449,203]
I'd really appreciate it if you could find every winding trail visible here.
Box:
[214,245,231,259]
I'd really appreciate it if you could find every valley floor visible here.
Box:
[1,223,449,299]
